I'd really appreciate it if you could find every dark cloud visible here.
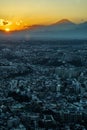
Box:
[3,21,8,25]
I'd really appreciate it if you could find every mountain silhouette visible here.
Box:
[0,19,87,40]
[51,19,75,25]
[78,22,87,29]
[23,20,87,40]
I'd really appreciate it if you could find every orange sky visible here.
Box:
[0,0,87,31]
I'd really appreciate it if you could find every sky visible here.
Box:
[0,0,87,31]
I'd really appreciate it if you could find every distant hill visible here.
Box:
[77,22,87,30]
[0,19,87,40]
[51,19,75,25]
[79,22,87,27]
[28,19,76,32]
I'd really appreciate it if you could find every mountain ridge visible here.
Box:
[51,19,75,25]
[0,19,87,40]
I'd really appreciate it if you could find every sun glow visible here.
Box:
[5,28,10,32]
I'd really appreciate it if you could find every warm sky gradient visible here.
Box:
[0,0,87,31]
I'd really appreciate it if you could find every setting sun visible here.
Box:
[5,28,10,32]
[0,0,87,32]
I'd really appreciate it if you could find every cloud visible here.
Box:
[3,21,8,25]
[0,19,11,26]
[0,19,4,26]
[16,20,23,26]
[0,19,8,26]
